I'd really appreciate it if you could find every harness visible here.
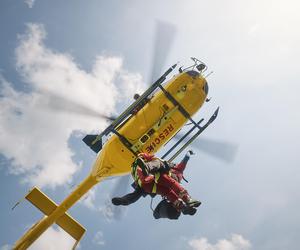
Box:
[152,172,161,193]
[131,158,171,194]
[131,161,143,188]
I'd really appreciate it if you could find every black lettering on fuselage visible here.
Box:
[145,124,174,153]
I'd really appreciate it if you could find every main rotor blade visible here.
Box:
[149,21,177,84]
[173,134,238,163]
[190,137,238,163]
[41,92,116,121]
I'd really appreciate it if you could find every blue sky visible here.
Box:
[1,0,300,249]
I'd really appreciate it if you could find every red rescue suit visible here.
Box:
[131,153,190,207]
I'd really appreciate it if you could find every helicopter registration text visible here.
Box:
[146,124,174,153]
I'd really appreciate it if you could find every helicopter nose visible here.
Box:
[203,81,209,95]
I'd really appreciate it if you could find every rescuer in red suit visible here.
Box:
[131,152,201,210]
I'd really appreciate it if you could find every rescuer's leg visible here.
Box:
[155,185,198,215]
[155,184,185,211]
[112,188,143,206]
[157,174,201,208]
[179,190,201,208]
[171,150,194,182]
[158,173,186,194]
[155,184,179,203]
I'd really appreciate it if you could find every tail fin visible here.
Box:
[25,187,85,249]
[82,134,102,153]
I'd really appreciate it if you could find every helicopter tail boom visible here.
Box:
[14,187,86,249]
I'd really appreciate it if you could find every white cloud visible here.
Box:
[98,198,124,221]
[24,0,35,8]
[189,234,251,250]
[80,188,97,210]
[96,176,130,220]
[0,245,11,250]
[0,23,144,188]
[93,230,105,246]
[119,71,145,101]
[29,226,75,250]
[76,179,125,221]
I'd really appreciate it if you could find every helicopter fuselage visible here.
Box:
[92,70,208,178]
[13,69,208,249]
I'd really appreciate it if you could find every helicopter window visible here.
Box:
[203,82,209,95]
[147,128,155,136]
[140,134,150,144]
[186,70,199,78]
[162,104,169,111]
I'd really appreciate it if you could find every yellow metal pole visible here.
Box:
[13,174,99,250]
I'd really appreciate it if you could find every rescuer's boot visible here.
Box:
[186,198,201,208]
[179,190,201,208]
[182,206,197,215]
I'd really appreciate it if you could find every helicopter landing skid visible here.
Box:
[162,107,219,162]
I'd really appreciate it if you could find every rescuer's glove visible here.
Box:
[187,150,194,157]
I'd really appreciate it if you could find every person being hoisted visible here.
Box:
[131,152,201,212]
[112,150,199,219]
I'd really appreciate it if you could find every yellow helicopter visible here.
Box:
[13,23,224,249]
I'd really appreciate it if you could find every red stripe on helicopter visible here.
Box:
[146,124,174,153]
